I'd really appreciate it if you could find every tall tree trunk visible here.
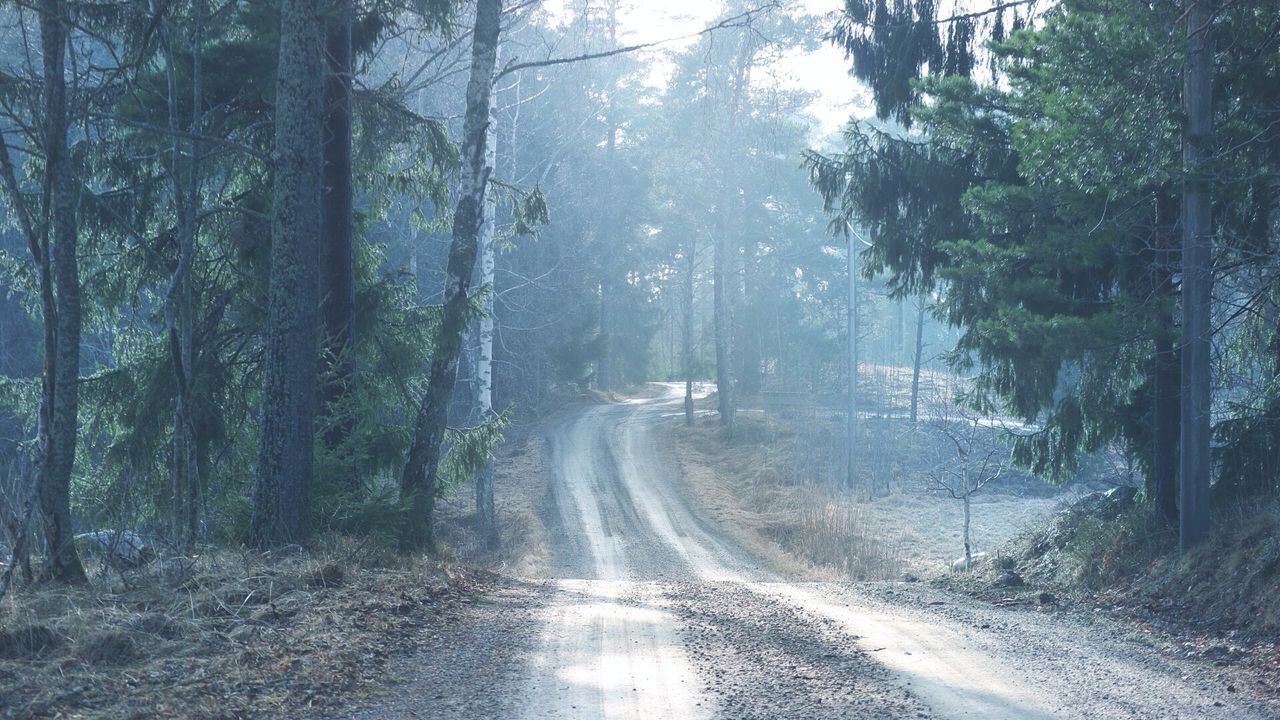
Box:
[1151,189,1179,526]
[37,0,86,584]
[713,203,735,431]
[895,297,904,365]
[595,6,620,393]
[846,241,859,491]
[738,238,761,396]
[320,0,357,474]
[1179,0,1213,551]
[683,239,696,426]
[598,120,619,389]
[473,49,499,551]
[910,295,925,425]
[598,279,612,390]
[400,0,502,552]
[162,1,204,548]
[713,35,753,434]
[249,0,325,548]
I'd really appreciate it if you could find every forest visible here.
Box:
[0,0,1278,718]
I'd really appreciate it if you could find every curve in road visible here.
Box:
[522,385,1275,720]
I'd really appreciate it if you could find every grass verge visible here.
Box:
[943,492,1280,698]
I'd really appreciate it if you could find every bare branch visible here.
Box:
[496,3,780,80]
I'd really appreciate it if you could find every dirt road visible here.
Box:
[358,387,1278,720]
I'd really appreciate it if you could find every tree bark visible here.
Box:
[1179,0,1213,551]
[37,0,86,584]
[600,5,623,393]
[0,471,35,602]
[846,240,859,491]
[712,35,753,434]
[713,203,736,432]
[162,0,204,548]
[320,0,357,468]
[400,0,502,552]
[683,239,696,426]
[910,295,925,424]
[1151,189,1179,526]
[738,238,761,396]
[249,0,325,548]
[895,297,904,365]
[473,48,499,551]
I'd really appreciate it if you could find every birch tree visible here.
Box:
[401,0,502,551]
[473,48,500,550]
[927,403,1008,570]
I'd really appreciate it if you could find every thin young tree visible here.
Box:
[1151,189,1180,526]
[909,294,926,424]
[926,401,1008,571]
[683,238,697,425]
[160,0,205,548]
[712,29,755,433]
[846,237,859,490]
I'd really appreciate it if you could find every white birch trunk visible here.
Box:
[474,48,499,549]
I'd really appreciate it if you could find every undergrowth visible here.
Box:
[998,493,1280,642]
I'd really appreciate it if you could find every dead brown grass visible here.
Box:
[434,427,554,577]
[667,408,905,580]
[0,537,489,719]
[667,395,1065,579]
[1000,496,1280,643]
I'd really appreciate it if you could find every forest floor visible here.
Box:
[346,384,1279,719]
[8,388,1276,719]
[0,539,498,719]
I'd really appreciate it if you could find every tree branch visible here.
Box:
[496,3,780,80]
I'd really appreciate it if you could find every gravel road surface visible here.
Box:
[354,386,1279,720]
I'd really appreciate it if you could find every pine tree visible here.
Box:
[250,0,325,547]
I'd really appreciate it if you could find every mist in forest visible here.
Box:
[0,1,1278,718]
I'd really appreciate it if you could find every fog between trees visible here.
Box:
[0,0,1276,586]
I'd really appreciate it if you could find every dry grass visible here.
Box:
[666,410,905,580]
[0,537,488,719]
[858,492,1065,573]
[939,493,1280,695]
[1001,495,1280,643]
[666,396,1066,579]
[434,423,555,577]
[782,504,905,580]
